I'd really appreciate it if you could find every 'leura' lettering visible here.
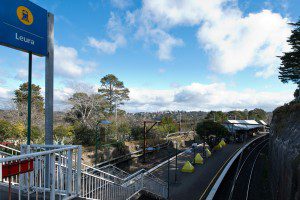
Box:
[15,33,35,45]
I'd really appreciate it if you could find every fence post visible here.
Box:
[77,146,82,196]
[50,153,55,199]
[67,149,73,196]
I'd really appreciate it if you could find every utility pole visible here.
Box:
[115,99,118,140]
[179,112,182,132]
[143,121,147,163]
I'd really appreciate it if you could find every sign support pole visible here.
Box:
[45,13,54,145]
[45,12,54,188]
[27,52,32,145]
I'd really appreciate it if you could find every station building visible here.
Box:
[223,120,268,142]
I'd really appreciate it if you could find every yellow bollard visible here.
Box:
[213,143,222,151]
[205,148,212,157]
[181,161,194,173]
[220,140,226,146]
[194,153,203,164]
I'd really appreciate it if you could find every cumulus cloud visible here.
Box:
[197,9,290,77]
[88,13,126,54]
[128,0,291,76]
[123,82,293,112]
[15,68,41,80]
[53,81,99,111]
[111,0,132,9]
[55,45,96,78]
[0,87,13,109]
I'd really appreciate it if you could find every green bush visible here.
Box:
[196,120,229,147]
[130,125,143,140]
[73,123,96,145]
[0,119,15,141]
[54,125,74,144]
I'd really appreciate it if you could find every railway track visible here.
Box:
[229,139,268,200]
[209,135,269,200]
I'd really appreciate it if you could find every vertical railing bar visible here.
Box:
[43,156,46,200]
[58,151,62,200]
[50,153,55,200]
[77,146,81,197]
[66,149,72,197]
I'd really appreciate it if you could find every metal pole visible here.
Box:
[27,52,32,145]
[45,13,54,145]
[143,121,146,163]
[45,12,54,189]
[179,113,182,132]
[95,126,99,165]
[175,142,178,182]
[115,99,118,140]
[193,146,196,164]
[167,147,170,199]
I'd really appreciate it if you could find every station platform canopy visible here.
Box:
[223,120,264,132]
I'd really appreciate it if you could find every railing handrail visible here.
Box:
[0,144,20,153]
[22,144,126,183]
[0,145,79,163]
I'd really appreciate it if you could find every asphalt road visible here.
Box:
[151,140,249,200]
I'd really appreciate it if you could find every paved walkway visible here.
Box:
[152,141,248,200]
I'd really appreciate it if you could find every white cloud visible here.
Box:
[123,82,294,112]
[197,9,291,77]
[88,13,126,54]
[53,81,99,111]
[55,45,96,78]
[15,68,41,80]
[111,0,132,9]
[53,87,74,111]
[0,87,12,100]
[129,0,291,76]
[0,87,13,109]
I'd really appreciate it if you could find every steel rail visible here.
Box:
[228,138,269,200]
[234,138,269,182]
[205,134,268,200]
[245,143,268,200]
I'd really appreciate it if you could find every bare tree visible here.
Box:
[68,92,106,128]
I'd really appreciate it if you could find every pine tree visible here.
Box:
[279,20,300,100]
[98,74,129,114]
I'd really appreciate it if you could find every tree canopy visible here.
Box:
[98,74,129,114]
[14,82,44,111]
[278,20,300,99]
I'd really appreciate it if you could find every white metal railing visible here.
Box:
[0,144,168,200]
[0,145,82,200]
[0,144,20,157]
[0,144,21,185]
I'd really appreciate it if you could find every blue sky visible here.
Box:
[0,0,299,112]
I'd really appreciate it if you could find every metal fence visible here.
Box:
[0,145,82,200]
[0,144,168,200]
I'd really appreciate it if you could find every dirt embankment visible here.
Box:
[269,102,300,200]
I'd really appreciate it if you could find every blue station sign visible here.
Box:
[0,0,47,56]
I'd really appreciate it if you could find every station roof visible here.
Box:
[258,120,267,125]
[223,120,263,132]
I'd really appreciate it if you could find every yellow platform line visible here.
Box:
[199,146,242,200]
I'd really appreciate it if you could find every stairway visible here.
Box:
[0,144,168,200]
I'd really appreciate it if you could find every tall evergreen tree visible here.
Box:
[14,82,44,112]
[98,74,130,114]
[279,20,300,100]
